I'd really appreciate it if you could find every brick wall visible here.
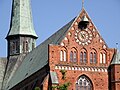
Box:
[49,37,114,90]
[110,65,120,90]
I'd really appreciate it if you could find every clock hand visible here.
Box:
[81,33,85,39]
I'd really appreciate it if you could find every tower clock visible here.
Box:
[75,28,93,45]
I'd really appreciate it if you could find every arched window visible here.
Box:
[63,50,66,61]
[10,40,19,54]
[73,51,77,62]
[100,50,106,64]
[70,48,77,63]
[80,52,83,63]
[90,49,97,64]
[80,49,87,63]
[76,75,93,90]
[93,52,97,63]
[70,51,73,62]
[100,53,102,63]
[23,40,29,53]
[90,52,93,63]
[26,41,28,52]
[60,50,67,61]
[103,53,106,63]
[83,52,87,63]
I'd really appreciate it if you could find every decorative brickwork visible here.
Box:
[49,8,115,90]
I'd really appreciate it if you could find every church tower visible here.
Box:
[109,50,120,90]
[6,0,38,56]
[2,0,37,89]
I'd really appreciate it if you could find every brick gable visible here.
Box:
[49,8,115,90]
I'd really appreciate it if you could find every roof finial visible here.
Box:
[116,42,119,49]
[82,0,84,8]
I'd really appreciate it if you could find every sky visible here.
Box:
[0,0,120,57]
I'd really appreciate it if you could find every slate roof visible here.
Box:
[0,58,7,89]
[6,18,75,90]
[111,50,120,65]
[2,54,26,89]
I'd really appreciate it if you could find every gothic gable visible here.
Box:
[49,8,115,72]
[49,8,115,90]
[60,8,108,51]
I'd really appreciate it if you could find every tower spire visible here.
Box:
[6,0,38,56]
[6,0,38,38]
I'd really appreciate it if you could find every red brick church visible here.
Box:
[0,0,120,90]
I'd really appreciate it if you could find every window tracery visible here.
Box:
[70,48,77,63]
[80,49,87,63]
[90,49,97,64]
[76,75,93,90]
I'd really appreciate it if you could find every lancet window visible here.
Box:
[100,50,106,64]
[80,49,87,63]
[70,48,77,62]
[90,49,97,64]
[60,48,67,61]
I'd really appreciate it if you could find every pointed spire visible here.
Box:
[111,49,120,65]
[6,0,38,39]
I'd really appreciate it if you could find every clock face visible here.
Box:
[75,29,93,45]
[78,31,89,42]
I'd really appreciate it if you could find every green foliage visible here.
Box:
[34,87,40,90]
[52,82,71,90]
[57,82,71,90]
[60,70,67,80]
